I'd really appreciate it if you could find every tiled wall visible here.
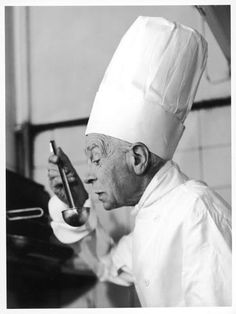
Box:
[174,105,231,204]
[27,6,229,125]
[33,105,231,236]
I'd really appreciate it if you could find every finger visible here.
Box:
[48,168,60,179]
[63,164,75,175]
[48,160,59,169]
[48,153,59,164]
[52,186,68,204]
[47,164,60,177]
[48,165,76,180]
[49,171,77,185]
[67,175,77,183]
[50,176,63,188]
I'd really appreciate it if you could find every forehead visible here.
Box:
[85,134,102,150]
[85,133,109,157]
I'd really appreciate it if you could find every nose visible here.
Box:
[84,170,97,185]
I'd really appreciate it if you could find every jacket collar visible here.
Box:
[132,160,188,217]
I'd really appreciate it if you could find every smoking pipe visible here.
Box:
[49,140,89,227]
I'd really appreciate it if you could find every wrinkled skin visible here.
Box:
[85,134,144,210]
[84,134,149,210]
[48,134,160,211]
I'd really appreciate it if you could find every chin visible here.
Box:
[102,203,114,211]
[102,200,119,211]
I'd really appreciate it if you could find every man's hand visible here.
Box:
[48,147,88,208]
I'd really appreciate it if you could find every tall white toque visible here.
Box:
[86,16,208,160]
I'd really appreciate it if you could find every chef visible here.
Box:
[48,16,232,306]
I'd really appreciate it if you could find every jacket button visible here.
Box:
[144,279,150,287]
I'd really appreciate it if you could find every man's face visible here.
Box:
[84,134,139,210]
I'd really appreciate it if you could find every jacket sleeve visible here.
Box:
[48,195,134,286]
[182,196,232,306]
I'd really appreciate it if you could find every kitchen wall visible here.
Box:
[19,6,231,237]
[5,6,231,306]
[28,6,230,124]
[5,8,17,171]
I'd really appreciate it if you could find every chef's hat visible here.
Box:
[86,16,207,160]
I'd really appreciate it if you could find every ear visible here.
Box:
[128,143,150,175]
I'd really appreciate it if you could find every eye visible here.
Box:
[92,158,100,166]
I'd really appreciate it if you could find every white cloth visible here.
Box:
[49,161,231,307]
[49,197,97,244]
[130,161,231,306]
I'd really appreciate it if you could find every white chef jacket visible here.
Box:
[49,160,232,307]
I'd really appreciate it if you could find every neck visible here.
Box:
[131,160,166,206]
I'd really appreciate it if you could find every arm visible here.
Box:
[48,149,134,286]
[49,195,134,286]
[182,196,232,306]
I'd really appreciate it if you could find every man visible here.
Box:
[48,16,231,306]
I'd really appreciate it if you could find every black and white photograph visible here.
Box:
[2,1,234,311]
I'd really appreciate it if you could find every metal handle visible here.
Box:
[49,140,76,208]
[7,207,44,221]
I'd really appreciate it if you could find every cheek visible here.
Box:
[97,164,114,187]
[97,156,130,199]
[106,167,118,190]
[111,164,132,195]
[97,167,120,199]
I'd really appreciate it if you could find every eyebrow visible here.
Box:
[85,136,110,157]
[85,143,100,155]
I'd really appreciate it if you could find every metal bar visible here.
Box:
[32,117,89,135]
[7,207,44,221]
[191,96,231,111]
[29,97,231,135]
